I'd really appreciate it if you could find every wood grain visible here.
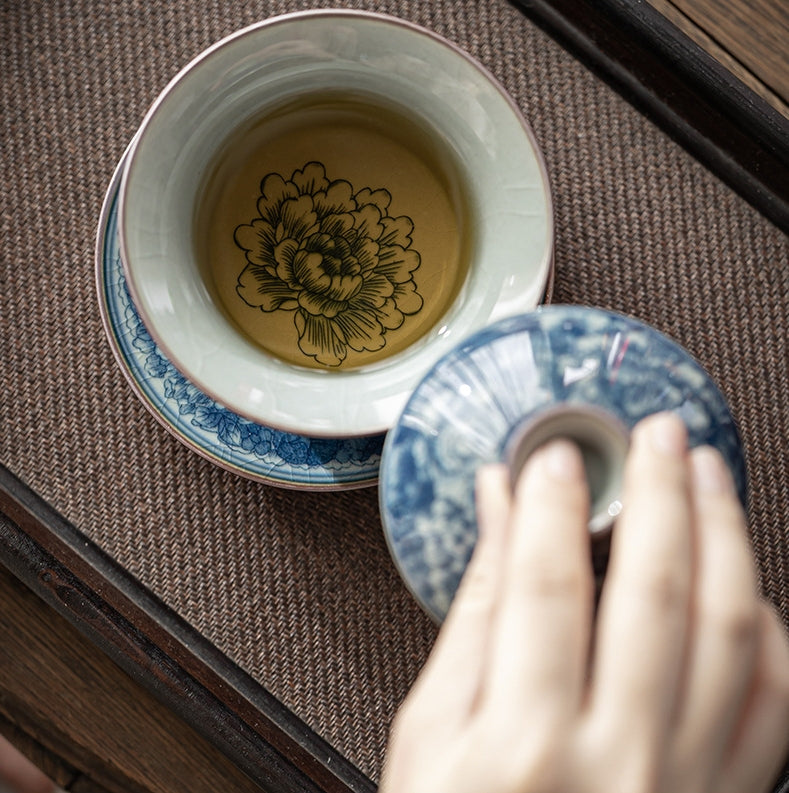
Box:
[648,0,789,117]
[0,4,786,793]
[0,564,267,793]
[672,0,789,100]
[0,466,371,793]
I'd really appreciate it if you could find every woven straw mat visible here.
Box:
[1,0,788,782]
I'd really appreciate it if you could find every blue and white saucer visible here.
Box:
[96,154,383,490]
[379,306,747,621]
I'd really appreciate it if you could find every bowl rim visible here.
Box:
[118,8,554,438]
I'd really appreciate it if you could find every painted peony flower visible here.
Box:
[234,162,424,367]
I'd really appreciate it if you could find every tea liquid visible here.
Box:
[194,93,470,370]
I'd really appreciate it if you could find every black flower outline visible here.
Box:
[234,162,424,367]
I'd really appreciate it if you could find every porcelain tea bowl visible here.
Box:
[379,305,747,622]
[118,9,553,438]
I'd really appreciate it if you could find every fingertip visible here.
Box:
[690,445,736,496]
[632,411,688,457]
[510,440,589,539]
[621,413,691,507]
[515,438,586,493]
[689,446,748,548]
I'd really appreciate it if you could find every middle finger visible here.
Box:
[586,413,694,767]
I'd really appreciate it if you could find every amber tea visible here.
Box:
[193,92,472,370]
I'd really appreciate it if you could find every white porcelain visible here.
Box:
[119,9,553,437]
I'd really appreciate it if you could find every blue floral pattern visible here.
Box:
[379,306,747,621]
[99,163,383,489]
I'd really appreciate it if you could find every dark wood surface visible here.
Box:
[0,464,374,793]
[649,0,788,116]
[661,0,789,109]
[0,560,266,793]
[1,2,787,792]
[513,0,789,231]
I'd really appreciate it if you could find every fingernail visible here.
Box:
[692,447,734,494]
[531,438,584,481]
[641,412,687,456]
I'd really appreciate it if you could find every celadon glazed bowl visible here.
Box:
[97,151,385,491]
[119,10,553,438]
[379,306,747,622]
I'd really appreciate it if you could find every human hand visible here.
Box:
[380,412,789,793]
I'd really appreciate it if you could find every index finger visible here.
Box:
[482,438,594,729]
[409,464,513,722]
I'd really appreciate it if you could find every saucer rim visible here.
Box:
[95,147,383,491]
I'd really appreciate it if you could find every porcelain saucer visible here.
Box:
[96,153,384,490]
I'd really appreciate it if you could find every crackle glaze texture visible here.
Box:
[119,10,552,437]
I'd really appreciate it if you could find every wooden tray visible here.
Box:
[1,2,787,791]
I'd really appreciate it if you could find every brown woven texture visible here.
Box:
[1,0,788,782]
